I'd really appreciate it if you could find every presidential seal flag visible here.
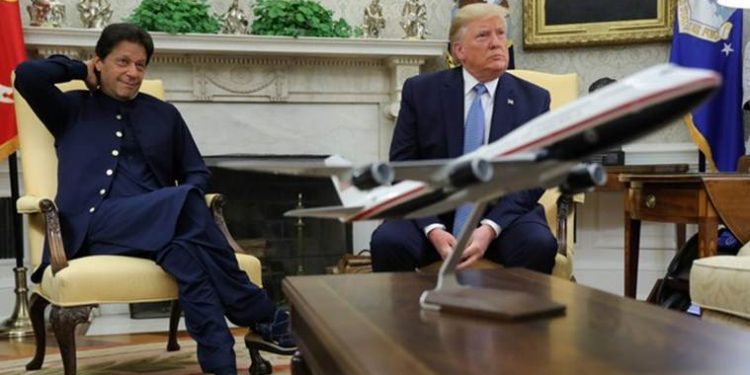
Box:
[670,0,744,172]
[0,0,26,161]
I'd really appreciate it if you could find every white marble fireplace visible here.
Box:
[23,27,447,250]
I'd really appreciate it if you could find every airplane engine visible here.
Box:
[448,158,493,189]
[351,162,395,190]
[559,163,606,194]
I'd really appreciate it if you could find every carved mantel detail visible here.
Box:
[22,27,446,118]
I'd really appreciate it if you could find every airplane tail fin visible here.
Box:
[329,174,370,207]
[322,155,372,207]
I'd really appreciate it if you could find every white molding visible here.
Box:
[22,27,444,121]
[622,142,699,170]
[23,27,448,59]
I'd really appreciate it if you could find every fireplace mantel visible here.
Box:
[23,27,447,58]
[23,27,447,118]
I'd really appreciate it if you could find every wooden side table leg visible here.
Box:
[291,351,312,375]
[624,217,641,298]
[697,218,719,259]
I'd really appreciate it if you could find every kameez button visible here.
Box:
[89,206,96,213]
[116,114,122,120]
[112,150,120,157]
[99,188,106,196]
[106,169,113,176]
[115,131,123,138]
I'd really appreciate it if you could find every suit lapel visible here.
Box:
[441,68,465,158]
[489,73,516,142]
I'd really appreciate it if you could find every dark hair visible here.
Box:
[95,23,154,65]
[588,77,616,93]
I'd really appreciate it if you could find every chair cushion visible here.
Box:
[690,255,750,320]
[551,253,571,280]
[37,253,262,307]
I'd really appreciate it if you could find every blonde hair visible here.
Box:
[449,3,507,43]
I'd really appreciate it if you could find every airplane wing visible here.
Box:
[285,205,366,220]
[386,151,541,183]
[399,158,576,219]
[212,155,354,178]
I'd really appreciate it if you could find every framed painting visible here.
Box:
[523,0,675,49]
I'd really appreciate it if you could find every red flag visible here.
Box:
[0,0,26,161]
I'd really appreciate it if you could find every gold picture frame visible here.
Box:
[523,0,675,49]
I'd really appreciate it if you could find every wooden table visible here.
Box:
[621,174,750,298]
[599,164,690,192]
[283,269,750,375]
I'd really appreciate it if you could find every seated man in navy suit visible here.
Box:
[370,3,557,274]
[14,23,293,375]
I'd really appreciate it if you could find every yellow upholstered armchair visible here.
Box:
[508,70,584,280]
[13,78,270,375]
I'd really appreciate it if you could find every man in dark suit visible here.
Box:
[370,3,557,273]
[15,23,292,375]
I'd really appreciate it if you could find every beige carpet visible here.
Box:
[0,336,291,375]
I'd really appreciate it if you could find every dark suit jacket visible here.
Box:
[390,67,550,231]
[14,56,210,282]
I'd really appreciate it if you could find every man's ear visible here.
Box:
[452,42,465,63]
[93,57,103,73]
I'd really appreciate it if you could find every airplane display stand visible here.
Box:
[419,201,566,320]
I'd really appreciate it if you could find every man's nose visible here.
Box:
[489,33,503,48]
[125,63,140,76]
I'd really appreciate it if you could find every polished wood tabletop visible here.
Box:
[283,269,750,375]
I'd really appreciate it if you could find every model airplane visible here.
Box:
[219,63,720,319]
[217,63,721,223]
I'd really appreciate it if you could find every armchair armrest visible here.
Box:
[39,199,70,275]
[16,195,70,275]
[206,193,247,255]
[17,195,46,214]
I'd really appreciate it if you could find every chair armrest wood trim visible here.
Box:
[555,194,573,257]
[39,199,70,275]
[207,194,247,255]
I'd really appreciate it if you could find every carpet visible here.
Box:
[0,336,291,375]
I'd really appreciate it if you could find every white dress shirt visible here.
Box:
[424,68,501,239]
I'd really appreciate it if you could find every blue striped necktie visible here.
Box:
[453,83,487,236]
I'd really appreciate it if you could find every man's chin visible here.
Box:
[115,89,139,101]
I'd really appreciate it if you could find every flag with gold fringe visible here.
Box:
[669,0,744,172]
[0,0,26,161]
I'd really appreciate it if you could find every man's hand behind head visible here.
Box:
[83,59,98,92]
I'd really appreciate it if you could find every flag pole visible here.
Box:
[0,0,33,340]
[0,153,33,339]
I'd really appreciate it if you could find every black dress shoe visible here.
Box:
[253,309,297,350]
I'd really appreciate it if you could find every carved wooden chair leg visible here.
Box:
[25,293,50,371]
[245,330,297,375]
[50,305,94,375]
[247,343,273,375]
[167,300,182,351]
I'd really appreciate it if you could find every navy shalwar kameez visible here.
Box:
[15,55,275,373]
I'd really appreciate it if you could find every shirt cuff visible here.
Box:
[480,219,501,239]
[423,223,447,237]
